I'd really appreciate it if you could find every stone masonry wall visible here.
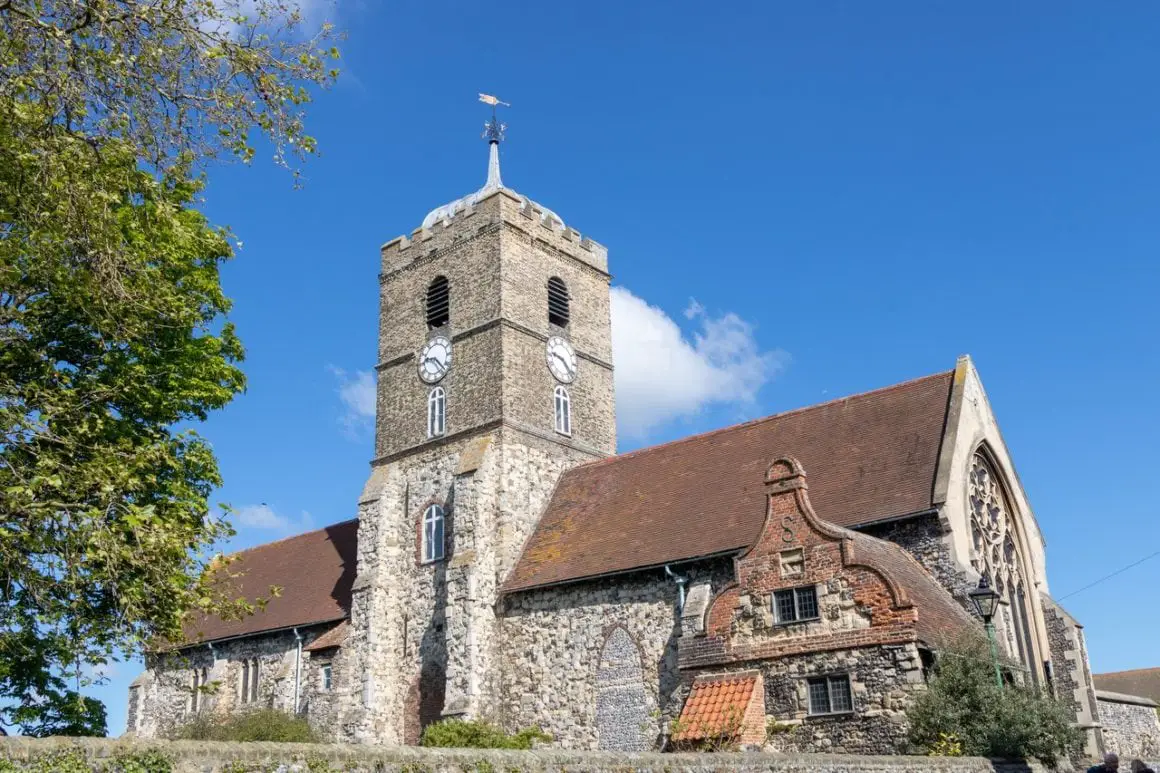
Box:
[131,623,339,740]
[499,560,734,751]
[858,513,973,613]
[0,737,1064,773]
[1097,695,1160,761]
[1040,595,1103,759]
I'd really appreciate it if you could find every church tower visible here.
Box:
[346,105,615,744]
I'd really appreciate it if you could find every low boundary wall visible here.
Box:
[0,737,1064,773]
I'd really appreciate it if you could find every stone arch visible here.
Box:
[595,625,649,751]
[967,444,1040,680]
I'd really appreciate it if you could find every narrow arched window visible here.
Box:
[554,385,571,436]
[427,386,445,438]
[426,276,450,329]
[422,504,445,563]
[547,276,570,328]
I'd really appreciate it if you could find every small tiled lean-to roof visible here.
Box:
[1093,668,1160,704]
[845,529,978,646]
[180,520,358,646]
[504,369,955,592]
[673,672,760,742]
[304,620,350,653]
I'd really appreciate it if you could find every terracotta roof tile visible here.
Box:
[505,370,954,592]
[673,673,759,741]
[181,520,357,646]
[1093,668,1160,703]
[304,620,350,652]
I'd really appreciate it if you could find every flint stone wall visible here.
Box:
[1096,692,1160,762]
[0,737,1066,773]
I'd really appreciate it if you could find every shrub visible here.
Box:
[419,719,550,749]
[168,708,318,743]
[907,635,1082,766]
[0,748,173,772]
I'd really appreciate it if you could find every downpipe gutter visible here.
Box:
[292,627,303,714]
[664,564,687,614]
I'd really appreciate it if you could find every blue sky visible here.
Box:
[87,1,1160,735]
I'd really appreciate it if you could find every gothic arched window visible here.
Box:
[426,276,450,329]
[422,504,445,563]
[968,451,1037,682]
[548,276,570,328]
[427,386,445,438]
[554,385,571,436]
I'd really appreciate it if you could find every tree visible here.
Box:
[0,0,339,734]
[907,635,1083,766]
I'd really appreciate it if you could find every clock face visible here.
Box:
[546,336,577,383]
[418,336,452,383]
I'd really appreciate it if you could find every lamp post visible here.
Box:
[968,575,1004,688]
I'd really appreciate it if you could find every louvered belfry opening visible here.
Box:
[426,276,450,329]
[547,276,570,328]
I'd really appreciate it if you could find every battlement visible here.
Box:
[380,188,608,276]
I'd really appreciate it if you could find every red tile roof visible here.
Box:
[1093,668,1160,704]
[504,370,954,592]
[304,620,350,652]
[673,672,759,742]
[181,520,357,646]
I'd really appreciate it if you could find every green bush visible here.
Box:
[419,719,550,749]
[0,748,173,772]
[907,635,1083,766]
[168,708,318,743]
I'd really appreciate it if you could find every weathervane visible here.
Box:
[479,93,510,144]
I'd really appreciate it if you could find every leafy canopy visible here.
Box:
[907,635,1083,766]
[0,0,338,735]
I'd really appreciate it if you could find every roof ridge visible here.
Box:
[219,517,358,560]
[1095,667,1160,676]
[580,368,955,471]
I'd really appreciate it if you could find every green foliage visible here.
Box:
[419,719,551,750]
[0,747,173,772]
[907,636,1083,766]
[0,0,339,735]
[169,709,319,743]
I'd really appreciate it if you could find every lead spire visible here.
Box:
[478,93,509,188]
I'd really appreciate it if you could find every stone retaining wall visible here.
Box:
[0,737,1060,773]
[1095,690,1160,762]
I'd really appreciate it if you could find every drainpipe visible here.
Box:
[664,565,687,613]
[292,628,303,714]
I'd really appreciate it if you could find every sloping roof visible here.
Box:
[505,370,954,592]
[182,520,357,646]
[304,620,350,652]
[673,672,760,742]
[845,529,978,646]
[1093,668,1160,704]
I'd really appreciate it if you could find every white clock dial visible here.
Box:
[546,336,577,383]
[418,336,452,383]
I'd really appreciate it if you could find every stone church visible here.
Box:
[128,121,1107,757]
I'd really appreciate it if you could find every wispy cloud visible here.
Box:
[610,287,787,439]
[330,366,376,437]
[233,503,313,533]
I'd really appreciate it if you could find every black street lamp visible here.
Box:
[968,575,1004,688]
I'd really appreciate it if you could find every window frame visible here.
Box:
[806,674,854,716]
[772,585,820,624]
[553,385,571,436]
[190,667,207,713]
[427,386,446,438]
[320,663,333,692]
[426,275,450,329]
[422,504,446,564]
[547,276,570,328]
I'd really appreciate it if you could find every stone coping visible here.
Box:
[1096,688,1160,708]
[0,737,1062,773]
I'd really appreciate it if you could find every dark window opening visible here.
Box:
[427,276,450,329]
[773,586,820,623]
[547,276,570,327]
[807,675,853,715]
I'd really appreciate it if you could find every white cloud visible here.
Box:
[330,366,376,436]
[234,503,313,532]
[610,287,787,439]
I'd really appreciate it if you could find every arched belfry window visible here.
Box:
[427,387,445,438]
[422,504,445,563]
[547,276,570,328]
[968,450,1037,682]
[554,385,571,436]
[426,276,450,329]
